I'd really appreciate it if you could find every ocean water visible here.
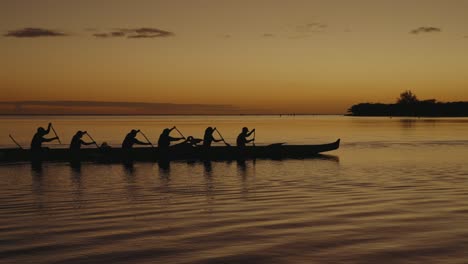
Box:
[1,115,468,263]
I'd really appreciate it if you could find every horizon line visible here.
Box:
[0,113,343,116]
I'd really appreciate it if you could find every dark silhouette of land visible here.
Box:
[348,91,468,117]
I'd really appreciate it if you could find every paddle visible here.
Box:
[85,132,100,149]
[251,129,257,165]
[50,124,62,144]
[9,134,23,149]
[214,128,231,147]
[252,130,256,147]
[138,130,155,148]
[174,126,186,139]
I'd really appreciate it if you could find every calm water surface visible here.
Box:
[1,116,468,263]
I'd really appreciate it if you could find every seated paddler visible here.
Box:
[122,129,152,150]
[70,131,95,152]
[236,127,255,148]
[158,127,184,150]
[203,127,223,148]
[30,123,59,152]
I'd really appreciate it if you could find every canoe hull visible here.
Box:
[0,139,340,163]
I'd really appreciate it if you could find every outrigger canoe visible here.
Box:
[0,139,340,163]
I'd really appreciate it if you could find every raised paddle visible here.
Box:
[138,130,155,148]
[214,128,231,147]
[9,134,23,149]
[50,124,62,144]
[85,132,100,149]
[174,126,186,139]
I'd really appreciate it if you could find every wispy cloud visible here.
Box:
[93,31,126,38]
[296,23,328,33]
[288,22,328,39]
[4,27,68,38]
[111,31,126,37]
[93,33,110,38]
[92,27,174,39]
[127,34,165,39]
[410,27,442,34]
[262,33,275,38]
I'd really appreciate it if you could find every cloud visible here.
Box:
[288,22,328,39]
[4,27,68,38]
[93,31,127,38]
[410,27,442,34]
[93,33,110,38]
[262,33,275,37]
[296,23,328,33]
[127,34,167,39]
[133,28,173,36]
[92,27,174,39]
[111,31,126,37]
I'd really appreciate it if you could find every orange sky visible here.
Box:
[1,0,468,114]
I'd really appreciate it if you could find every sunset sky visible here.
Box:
[1,0,468,114]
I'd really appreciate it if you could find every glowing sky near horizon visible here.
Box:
[1,0,468,114]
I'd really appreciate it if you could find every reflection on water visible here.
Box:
[70,161,82,173]
[158,159,171,174]
[123,161,135,175]
[237,159,247,174]
[399,118,417,128]
[69,162,84,209]
[1,155,468,263]
[203,161,212,175]
[31,161,43,175]
[1,116,468,263]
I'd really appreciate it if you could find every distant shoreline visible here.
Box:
[345,114,468,117]
[348,91,468,117]
[347,101,468,117]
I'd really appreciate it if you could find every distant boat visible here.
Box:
[0,139,340,163]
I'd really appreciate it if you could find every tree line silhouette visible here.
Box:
[348,91,468,117]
